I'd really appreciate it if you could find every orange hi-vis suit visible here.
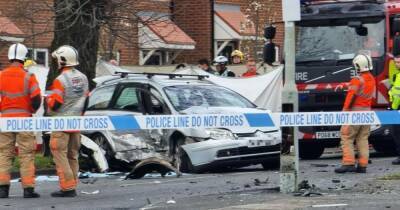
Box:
[340,72,376,167]
[47,68,88,191]
[0,63,41,188]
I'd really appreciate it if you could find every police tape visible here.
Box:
[0,111,398,132]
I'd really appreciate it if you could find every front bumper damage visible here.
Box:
[182,138,281,168]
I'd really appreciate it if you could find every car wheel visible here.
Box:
[173,137,195,173]
[299,142,325,160]
[92,133,114,162]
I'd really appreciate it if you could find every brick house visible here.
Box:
[0,0,283,68]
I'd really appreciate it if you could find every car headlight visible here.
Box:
[205,128,235,140]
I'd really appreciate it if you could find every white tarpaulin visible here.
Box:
[176,66,283,112]
[96,60,134,77]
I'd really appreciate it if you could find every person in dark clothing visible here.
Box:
[198,59,216,74]
[213,56,235,77]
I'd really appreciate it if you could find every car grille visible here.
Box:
[216,144,280,158]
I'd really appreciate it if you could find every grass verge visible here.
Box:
[12,154,54,172]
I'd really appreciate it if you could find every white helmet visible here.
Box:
[8,43,28,62]
[213,56,228,65]
[353,54,373,72]
[52,45,79,69]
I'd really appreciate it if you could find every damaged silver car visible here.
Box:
[83,72,281,173]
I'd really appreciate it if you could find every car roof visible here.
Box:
[95,73,214,88]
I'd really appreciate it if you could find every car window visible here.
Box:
[113,87,141,112]
[164,85,255,111]
[88,85,116,110]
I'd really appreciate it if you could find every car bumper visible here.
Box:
[182,139,281,167]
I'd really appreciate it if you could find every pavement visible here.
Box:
[2,149,400,210]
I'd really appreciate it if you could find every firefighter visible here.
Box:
[0,43,41,198]
[46,45,89,197]
[231,50,244,64]
[335,54,376,174]
[213,56,235,77]
[388,55,400,165]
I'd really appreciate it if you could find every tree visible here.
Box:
[6,0,172,89]
[242,0,277,61]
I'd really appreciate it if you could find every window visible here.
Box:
[113,87,142,112]
[88,85,116,110]
[28,48,49,67]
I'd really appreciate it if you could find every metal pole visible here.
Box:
[280,21,299,193]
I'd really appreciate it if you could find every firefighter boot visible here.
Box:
[0,185,10,198]
[334,165,356,173]
[356,166,367,173]
[51,189,77,197]
[23,187,40,198]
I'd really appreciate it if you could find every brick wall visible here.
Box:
[0,0,284,67]
[172,0,213,64]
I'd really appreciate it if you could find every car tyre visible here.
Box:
[173,137,195,173]
[299,142,325,159]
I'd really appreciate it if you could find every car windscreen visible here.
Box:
[164,85,256,111]
[296,18,385,62]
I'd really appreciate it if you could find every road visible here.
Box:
[2,149,400,210]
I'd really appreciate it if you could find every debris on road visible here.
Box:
[311,204,348,208]
[294,180,322,197]
[332,179,341,183]
[81,190,100,195]
[125,157,181,179]
[81,178,98,184]
[254,178,269,186]
[167,200,176,204]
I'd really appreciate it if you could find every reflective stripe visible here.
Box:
[351,106,371,111]
[2,108,31,114]
[0,72,32,98]
[52,89,64,96]
[30,84,39,94]
[0,91,27,98]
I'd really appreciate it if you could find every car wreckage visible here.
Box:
[79,72,282,175]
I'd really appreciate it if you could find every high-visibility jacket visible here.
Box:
[0,63,41,117]
[389,72,400,109]
[343,72,376,111]
[389,60,400,86]
[47,68,89,116]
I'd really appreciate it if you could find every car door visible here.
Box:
[139,85,171,154]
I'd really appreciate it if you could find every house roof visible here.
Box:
[0,17,24,36]
[145,19,196,46]
[215,10,255,36]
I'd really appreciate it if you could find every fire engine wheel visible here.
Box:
[372,142,397,155]
[299,142,325,160]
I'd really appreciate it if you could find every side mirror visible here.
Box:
[263,42,276,65]
[264,25,276,40]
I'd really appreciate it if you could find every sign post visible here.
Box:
[280,0,301,193]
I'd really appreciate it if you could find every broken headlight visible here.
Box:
[205,128,235,140]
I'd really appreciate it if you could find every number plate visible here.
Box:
[316,131,340,139]
[248,140,272,147]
